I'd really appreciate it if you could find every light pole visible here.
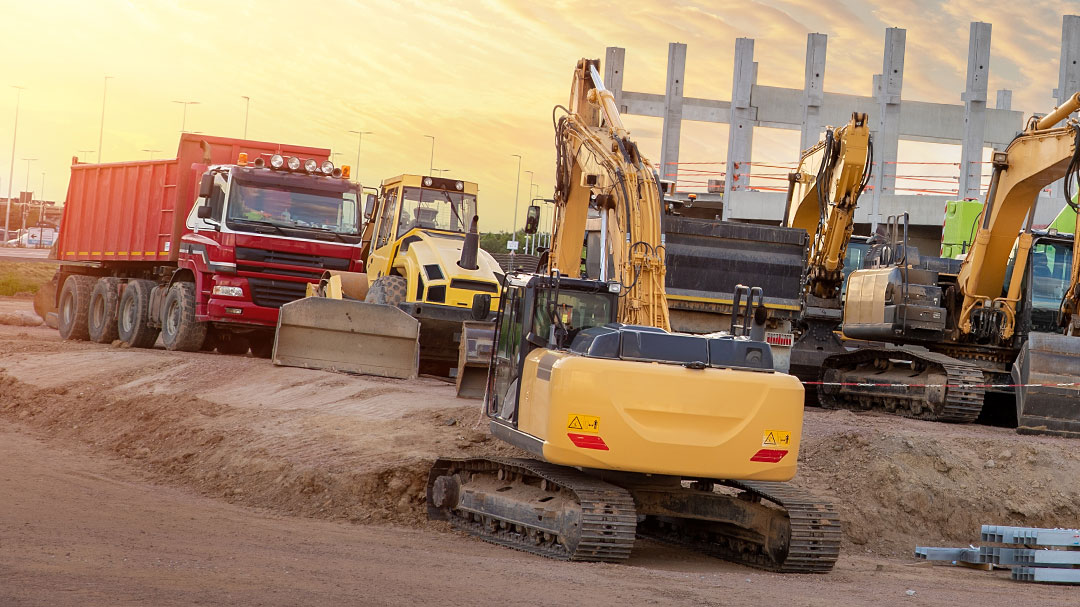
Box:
[38,171,46,246]
[510,154,522,248]
[172,100,200,133]
[424,135,435,175]
[432,168,451,176]
[141,148,161,160]
[4,85,24,243]
[98,76,111,163]
[77,149,95,162]
[241,95,250,139]
[20,158,36,236]
[348,130,372,181]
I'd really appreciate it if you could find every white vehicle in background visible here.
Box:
[4,226,56,248]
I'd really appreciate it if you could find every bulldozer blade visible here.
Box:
[456,321,494,399]
[273,297,420,380]
[1013,332,1080,438]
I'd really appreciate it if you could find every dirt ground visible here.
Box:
[1,295,1077,605]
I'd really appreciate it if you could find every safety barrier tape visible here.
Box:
[803,381,1080,389]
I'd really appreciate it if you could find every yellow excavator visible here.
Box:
[782,113,872,382]
[273,174,502,395]
[426,58,840,572]
[821,94,1080,435]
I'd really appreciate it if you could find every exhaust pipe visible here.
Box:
[459,215,479,270]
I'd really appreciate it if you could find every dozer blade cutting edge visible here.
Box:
[273,296,420,380]
[455,321,494,399]
[1014,332,1080,438]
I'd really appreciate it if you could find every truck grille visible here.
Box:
[247,277,310,309]
[235,247,350,272]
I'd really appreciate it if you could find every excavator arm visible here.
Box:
[550,59,669,330]
[784,113,872,299]
[957,92,1080,341]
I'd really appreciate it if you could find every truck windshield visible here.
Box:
[397,187,476,238]
[226,173,360,236]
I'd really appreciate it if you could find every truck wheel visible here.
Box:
[88,277,122,344]
[365,275,407,306]
[215,332,250,355]
[58,275,96,341]
[249,332,274,359]
[118,279,160,348]
[161,282,207,352]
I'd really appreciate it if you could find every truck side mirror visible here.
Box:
[524,205,541,235]
[364,194,377,220]
[197,206,213,219]
[198,173,215,199]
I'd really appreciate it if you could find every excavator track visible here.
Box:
[428,458,840,573]
[818,347,985,422]
[633,480,841,573]
[427,457,638,562]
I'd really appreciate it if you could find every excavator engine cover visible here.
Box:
[273,296,420,380]
[1013,332,1080,437]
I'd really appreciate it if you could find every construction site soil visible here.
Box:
[1,294,1076,605]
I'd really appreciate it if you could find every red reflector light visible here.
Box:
[750,449,788,463]
[567,433,609,451]
[765,332,794,347]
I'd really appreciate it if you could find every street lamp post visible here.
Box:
[348,130,372,181]
[4,86,24,243]
[20,157,36,237]
[172,100,200,133]
[98,76,111,163]
[77,149,95,162]
[241,96,250,139]
[141,149,162,160]
[423,135,435,175]
[432,168,450,176]
[510,154,522,249]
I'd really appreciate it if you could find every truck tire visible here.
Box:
[365,275,407,306]
[215,332,250,355]
[118,279,161,348]
[249,332,275,359]
[88,277,122,344]
[161,282,207,352]
[57,275,96,341]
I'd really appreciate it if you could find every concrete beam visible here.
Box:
[660,43,687,184]
[959,22,991,200]
[1048,15,1080,204]
[996,89,1012,110]
[870,27,906,232]
[724,38,756,209]
[603,47,626,113]
[801,33,827,152]
[618,86,1022,146]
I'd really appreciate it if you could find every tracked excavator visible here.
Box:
[820,94,1080,435]
[425,58,840,572]
[783,113,872,383]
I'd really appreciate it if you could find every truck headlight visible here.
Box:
[320,160,334,175]
[304,158,318,173]
[212,285,244,297]
[270,154,285,169]
[287,156,301,171]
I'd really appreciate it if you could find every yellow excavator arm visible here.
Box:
[784,113,872,299]
[957,92,1080,340]
[549,59,670,330]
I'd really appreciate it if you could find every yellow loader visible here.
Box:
[273,174,503,396]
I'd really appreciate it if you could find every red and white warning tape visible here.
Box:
[803,381,1080,389]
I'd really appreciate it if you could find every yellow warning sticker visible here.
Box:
[567,414,600,434]
[762,430,792,447]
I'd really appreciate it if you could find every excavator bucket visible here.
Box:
[273,297,420,380]
[1013,332,1080,438]
[455,321,495,399]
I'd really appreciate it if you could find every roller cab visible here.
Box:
[485,272,806,482]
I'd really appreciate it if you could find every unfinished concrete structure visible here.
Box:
[603,16,1080,236]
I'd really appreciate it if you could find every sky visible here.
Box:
[0,0,1078,232]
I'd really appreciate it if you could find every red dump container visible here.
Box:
[58,134,329,264]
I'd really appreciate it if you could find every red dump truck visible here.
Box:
[53,134,364,356]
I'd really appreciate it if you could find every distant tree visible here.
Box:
[480,231,513,255]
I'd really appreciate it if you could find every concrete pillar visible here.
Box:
[870,27,906,233]
[996,89,1012,110]
[801,33,828,152]
[604,47,626,113]
[1050,15,1080,201]
[724,37,756,215]
[660,43,686,186]
[959,22,991,201]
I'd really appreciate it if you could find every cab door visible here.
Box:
[366,185,400,277]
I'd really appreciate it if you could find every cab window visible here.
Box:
[376,188,399,247]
